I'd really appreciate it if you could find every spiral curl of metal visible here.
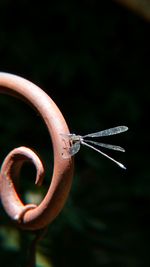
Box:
[0,72,74,230]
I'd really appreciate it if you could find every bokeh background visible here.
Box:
[0,1,150,266]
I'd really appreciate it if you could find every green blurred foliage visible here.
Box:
[0,1,150,266]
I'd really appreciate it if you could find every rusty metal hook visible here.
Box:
[0,72,74,230]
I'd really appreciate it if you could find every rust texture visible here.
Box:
[0,72,74,230]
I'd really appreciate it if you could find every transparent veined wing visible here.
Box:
[69,141,81,156]
[81,141,126,169]
[83,126,128,138]
[60,127,127,169]
[84,140,125,152]
[60,133,81,158]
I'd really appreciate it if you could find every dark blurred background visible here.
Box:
[0,1,150,266]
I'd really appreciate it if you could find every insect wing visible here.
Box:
[83,126,128,138]
[60,133,81,158]
[82,141,126,169]
[84,140,125,152]
[69,141,81,156]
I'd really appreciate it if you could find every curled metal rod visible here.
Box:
[0,72,74,230]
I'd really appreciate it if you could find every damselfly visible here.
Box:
[61,126,128,169]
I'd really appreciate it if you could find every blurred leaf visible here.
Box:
[115,0,150,21]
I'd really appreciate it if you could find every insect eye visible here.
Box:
[72,140,76,145]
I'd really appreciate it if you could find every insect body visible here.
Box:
[61,126,128,169]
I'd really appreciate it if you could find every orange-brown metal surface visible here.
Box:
[0,72,74,230]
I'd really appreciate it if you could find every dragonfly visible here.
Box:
[61,126,128,169]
